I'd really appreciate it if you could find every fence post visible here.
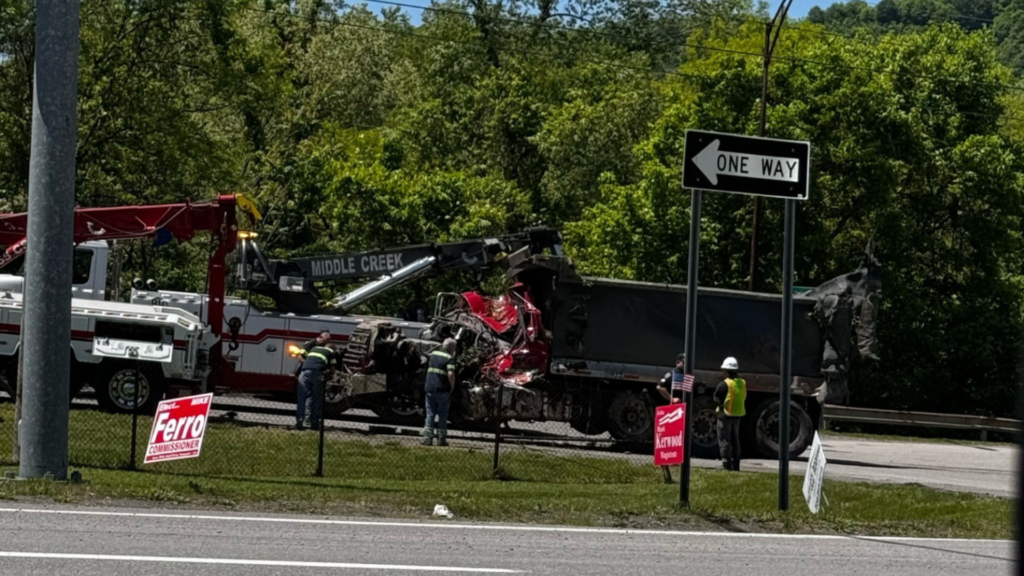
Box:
[316,375,326,477]
[980,430,988,442]
[128,360,140,471]
[492,382,504,476]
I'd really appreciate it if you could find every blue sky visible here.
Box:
[382,0,841,25]
[788,0,837,18]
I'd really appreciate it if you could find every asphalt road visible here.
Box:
[738,436,1017,498]
[0,505,1013,576]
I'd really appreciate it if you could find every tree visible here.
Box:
[566,22,1024,416]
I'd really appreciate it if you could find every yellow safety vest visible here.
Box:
[719,378,746,417]
[427,350,453,376]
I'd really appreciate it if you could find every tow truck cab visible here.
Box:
[0,241,109,301]
[0,241,215,414]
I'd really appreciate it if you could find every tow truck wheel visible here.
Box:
[605,390,654,443]
[323,382,353,418]
[323,396,354,418]
[690,394,720,459]
[752,399,813,459]
[447,390,495,432]
[372,404,425,427]
[94,362,165,415]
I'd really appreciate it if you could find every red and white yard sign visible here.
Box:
[144,393,214,464]
[654,403,686,466]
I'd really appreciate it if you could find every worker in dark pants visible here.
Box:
[295,331,336,431]
[422,338,457,447]
[714,356,746,471]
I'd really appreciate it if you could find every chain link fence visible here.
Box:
[0,375,666,486]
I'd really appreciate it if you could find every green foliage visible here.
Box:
[808,0,995,32]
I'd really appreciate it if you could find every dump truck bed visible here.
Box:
[548,276,823,376]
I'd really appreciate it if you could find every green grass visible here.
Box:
[0,403,1012,539]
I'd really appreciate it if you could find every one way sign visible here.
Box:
[682,130,810,200]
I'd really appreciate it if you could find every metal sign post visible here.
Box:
[682,129,810,512]
[779,198,796,510]
[679,189,701,508]
[1015,352,1024,570]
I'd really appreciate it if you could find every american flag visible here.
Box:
[672,374,694,393]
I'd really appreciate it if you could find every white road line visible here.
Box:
[0,507,1008,543]
[0,552,521,573]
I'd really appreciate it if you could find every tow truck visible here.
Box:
[0,195,257,413]
[0,193,563,418]
[131,227,565,422]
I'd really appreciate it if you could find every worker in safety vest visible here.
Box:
[295,331,336,431]
[422,338,457,447]
[714,356,746,471]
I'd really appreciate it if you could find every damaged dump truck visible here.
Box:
[337,244,880,459]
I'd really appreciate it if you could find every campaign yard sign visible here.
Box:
[654,403,686,466]
[145,393,214,464]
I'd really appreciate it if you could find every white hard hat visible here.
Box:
[721,357,739,370]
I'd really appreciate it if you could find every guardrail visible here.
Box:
[823,404,1020,441]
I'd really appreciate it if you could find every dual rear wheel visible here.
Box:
[602,389,814,459]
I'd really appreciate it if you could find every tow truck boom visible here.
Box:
[238,228,564,314]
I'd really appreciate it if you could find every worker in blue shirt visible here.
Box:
[422,338,457,446]
[295,331,336,431]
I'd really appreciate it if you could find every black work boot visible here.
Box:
[732,459,740,472]
[722,461,733,471]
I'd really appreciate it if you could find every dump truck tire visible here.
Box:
[690,393,720,459]
[606,390,654,443]
[752,399,813,459]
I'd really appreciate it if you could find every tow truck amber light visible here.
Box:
[238,231,259,239]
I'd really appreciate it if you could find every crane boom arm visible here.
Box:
[0,194,258,266]
[238,228,564,314]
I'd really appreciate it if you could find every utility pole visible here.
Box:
[748,0,794,292]
[18,0,80,480]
